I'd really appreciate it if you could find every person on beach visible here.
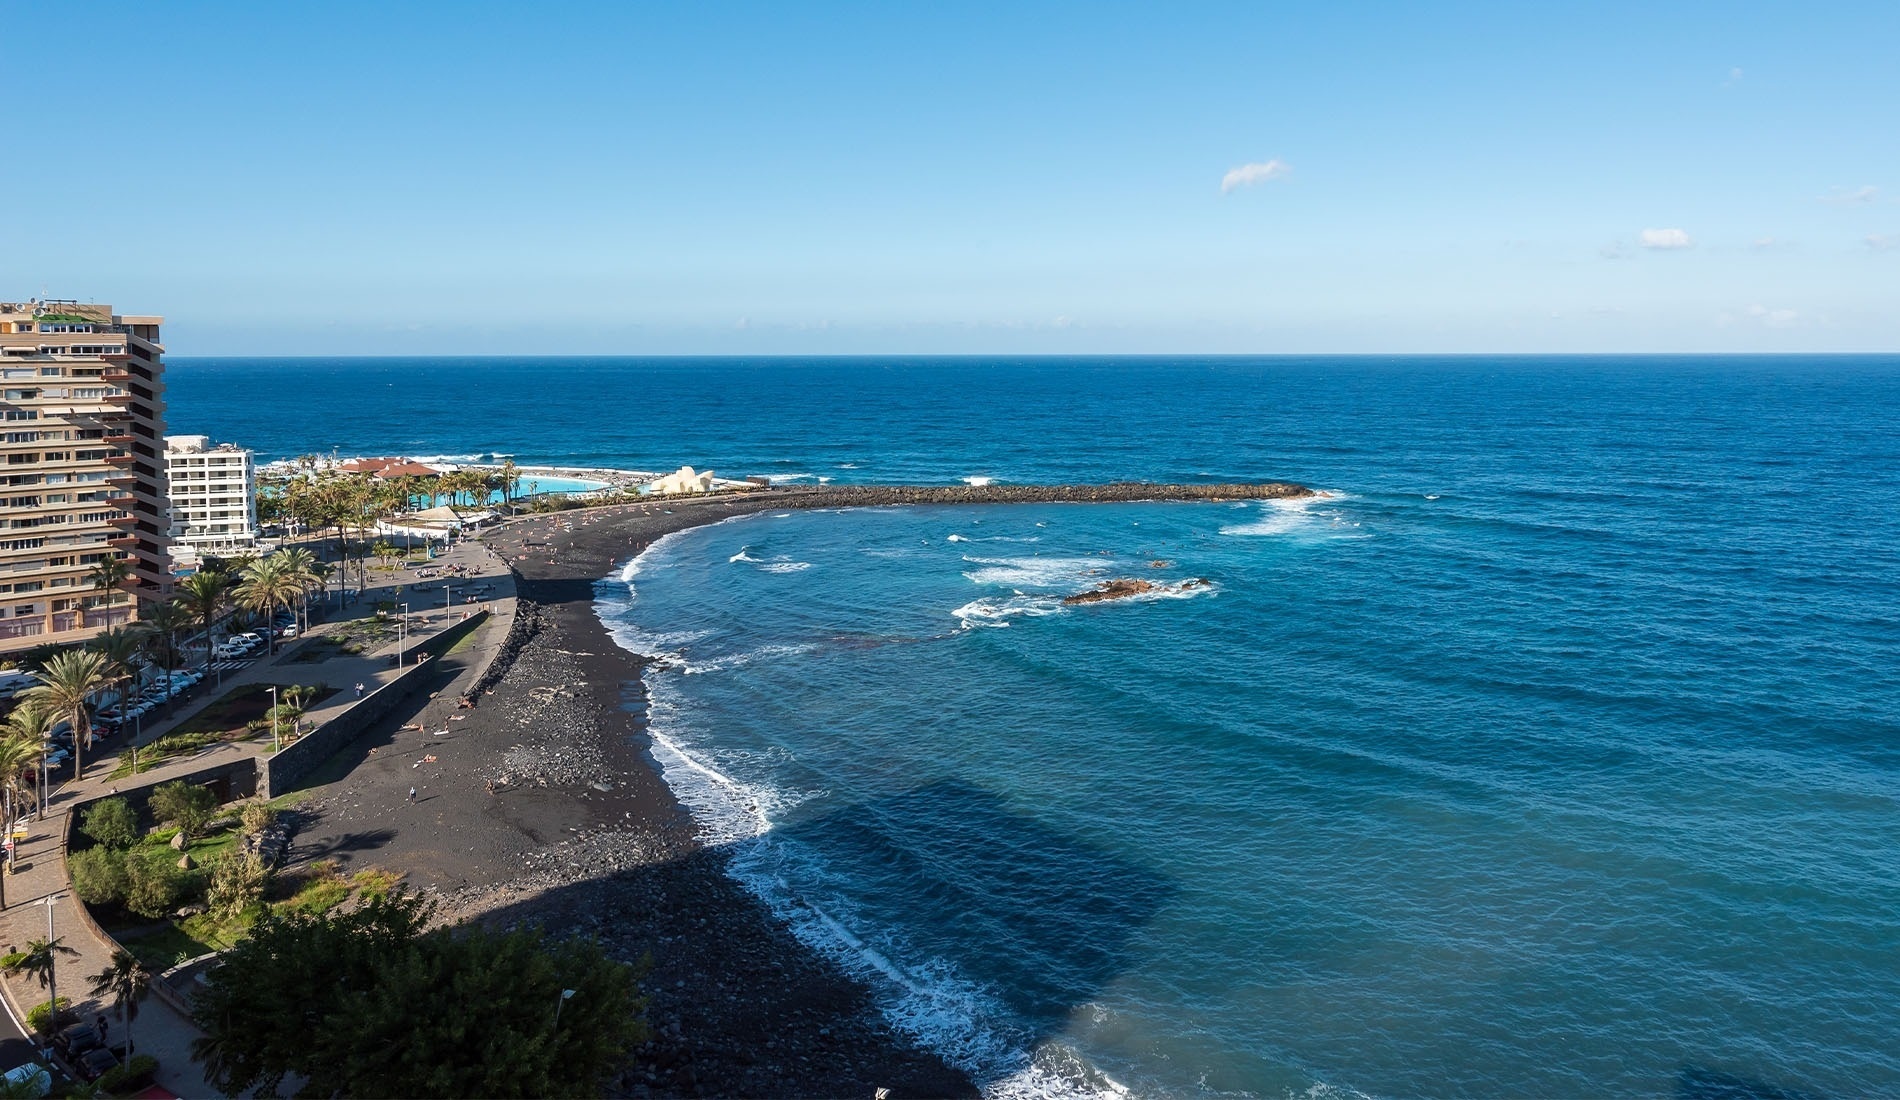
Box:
[408,786,417,803]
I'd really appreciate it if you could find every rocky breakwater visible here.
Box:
[770,480,1313,507]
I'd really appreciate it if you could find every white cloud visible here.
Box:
[1723,66,1743,86]
[1220,159,1291,194]
[1747,304,1800,327]
[1639,228,1693,250]
[1867,234,1898,252]
[1822,185,1879,206]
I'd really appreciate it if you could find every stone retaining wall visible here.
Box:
[259,610,489,798]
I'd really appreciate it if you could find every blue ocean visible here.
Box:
[170,357,1900,1098]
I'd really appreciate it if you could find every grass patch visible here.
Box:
[179,905,262,952]
[116,922,217,971]
[278,875,350,916]
[350,867,403,901]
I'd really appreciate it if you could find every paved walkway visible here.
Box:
[0,534,519,1094]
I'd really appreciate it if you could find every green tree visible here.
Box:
[191,890,645,1098]
[174,570,233,679]
[88,950,151,1056]
[80,797,139,849]
[148,780,218,840]
[24,648,110,777]
[123,848,189,919]
[1,937,76,1027]
[69,846,130,907]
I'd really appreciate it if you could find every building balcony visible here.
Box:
[104,391,134,406]
[107,513,138,528]
[106,534,137,549]
[103,452,135,466]
[103,433,134,447]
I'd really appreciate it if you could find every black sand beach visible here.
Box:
[291,483,1307,1097]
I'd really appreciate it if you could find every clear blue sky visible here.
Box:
[10,1,1898,354]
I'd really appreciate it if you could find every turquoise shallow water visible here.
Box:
[169,356,1900,1097]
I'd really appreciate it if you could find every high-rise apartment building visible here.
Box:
[165,435,259,555]
[0,300,168,652]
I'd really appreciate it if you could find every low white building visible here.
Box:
[166,435,259,555]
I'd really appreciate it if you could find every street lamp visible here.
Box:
[269,686,280,753]
[398,603,409,668]
[552,988,577,1029]
[43,894,59,1025]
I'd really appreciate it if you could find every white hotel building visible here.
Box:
[165,435,258,557]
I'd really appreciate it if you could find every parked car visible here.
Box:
[55,1023,98,1058]
[0,1062,50,1098]
[76,1047,117,1082]
[275,623,301,638]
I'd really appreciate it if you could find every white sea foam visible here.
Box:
[962,556,1105,589]
[730,547,764,564]
[761,561,813,573]
[838,462,860,469]
[952,596,1066,628]
[947,533,969,542]
[962,475,997,486]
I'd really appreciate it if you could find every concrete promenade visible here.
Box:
[0,534,519,1094]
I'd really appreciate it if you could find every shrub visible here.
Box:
[24,996,69,1033]
[69,847,129,907]
[80,798,139,850]
[97,1053,158,1093]
[124,848,191,920]
[208,852,270,919]
[239,802,278,836]
[148,781,217,840]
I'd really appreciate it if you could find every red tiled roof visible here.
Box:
[338,457,401,473]
[375,461,443,478]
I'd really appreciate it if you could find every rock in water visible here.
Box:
[1064,578,1159,604]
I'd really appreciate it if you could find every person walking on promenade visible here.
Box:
[408,786,417,803]
[354,682,365,699]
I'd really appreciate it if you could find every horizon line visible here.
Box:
[165,350,1900,361]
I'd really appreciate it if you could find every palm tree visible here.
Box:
[88,950,150,1055]
[233,556,303,656]
[140,600,194,716]
[175,570,233,678]
[86,555,133,628]
[2,936,76,1027]
[310,560,335,610]
[499,457,520,506]
[3,703,59,824]
[0,736,39,858]
[88,624,148,723]
[273,547,319,631]
[24,649,110,778]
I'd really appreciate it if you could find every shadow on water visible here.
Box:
[1677,1066,1824,1100]
[771,778,1178,1040]
[472,777,1176,1096]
